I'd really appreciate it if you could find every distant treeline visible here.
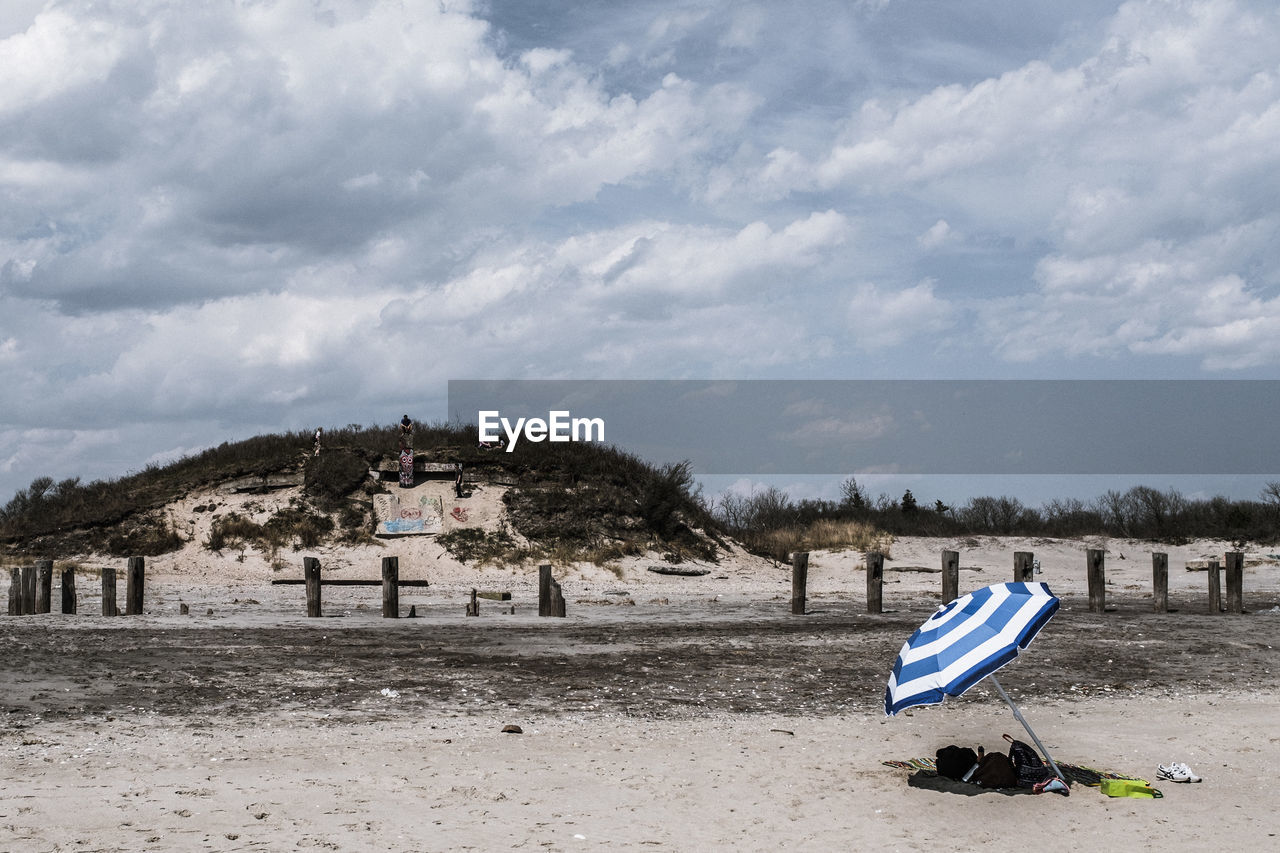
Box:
[711,477,1280,545]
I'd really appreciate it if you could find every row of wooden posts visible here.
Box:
[6,557,145,617]
[300,556,566,618]
[8,549,1248,619]
[789,549,1248,615]
[6,554,566,619]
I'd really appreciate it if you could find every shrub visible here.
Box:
[304,450,370,504]
[263,506,335,550]
[205,512,265,552]
[640,462,696,539]
[206,506,335,553]
[105,512,185,557]
[438,527,517,565]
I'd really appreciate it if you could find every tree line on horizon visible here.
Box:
[711,477,1280,545]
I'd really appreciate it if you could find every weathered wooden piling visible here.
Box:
[467,588,479,617]
[550,577,566,618]
[60,564,76,615]
[539,564,552,617]
[1152,552,1168,613]
[941,549,959,604]
[1224,551,1244,614]
[382,556,399,618]
[6,567,18,615]
[538,564,566,617]
[1014,551,1034,583]
[1206,559,1222,613]
[1086,549,1105,613]
[791,551,808,615]
[304,556,322,617]
[102,567,118,617]
[866,551,884,614]
[35,559,53,614]
[22,564,36,615]
[125,556,145,615]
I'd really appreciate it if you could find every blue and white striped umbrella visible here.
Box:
[885,582,1059,717]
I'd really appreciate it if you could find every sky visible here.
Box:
[3,0,1280,507]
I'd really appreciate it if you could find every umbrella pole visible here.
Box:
[989,675,1068,785]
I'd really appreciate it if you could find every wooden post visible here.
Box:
[1224,551,1244,614]
[1152,552,1168,613]
[539,564,552,617]
[790,551,808,615]
[21,564,36,615]
[382,556,399,618]
[35,559,53,614]
[941,549,959,604]
[304,556,322,618]
[1207,559,1222,613]
[125,556,145,615]
[1086,549,1105,613]
[550,578,566,618]
[60,564,76,615]
[1014,551,1034,583]
[7,566,18,616]
[866,551,884,614]
[102,567,118,616]
[467,588,479,617]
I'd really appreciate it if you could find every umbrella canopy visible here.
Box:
[885,581,1059,717]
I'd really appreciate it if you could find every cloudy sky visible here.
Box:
[3,0,1279,504]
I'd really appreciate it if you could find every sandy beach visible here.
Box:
[3,520,1280,852]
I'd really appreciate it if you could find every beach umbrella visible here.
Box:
[885,581,1067,783]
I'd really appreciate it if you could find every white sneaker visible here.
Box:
[1157,762,1202,783]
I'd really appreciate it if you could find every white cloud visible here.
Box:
[0,9,125,114]
[847,280,956,349]
[918,219,953,249]
[978,218,1280,367]
[717,0,1280,370]
[521,47,574,74]
[0,0,760,312]
[782,413,895,444]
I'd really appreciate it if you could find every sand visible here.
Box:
[4,491,1280,851]
[3,698,1277,852]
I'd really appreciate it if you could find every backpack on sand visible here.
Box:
[1004,732,1055,787]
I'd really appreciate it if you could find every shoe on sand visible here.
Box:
[1157,762,1202,783]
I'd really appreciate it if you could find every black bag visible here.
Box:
[972,750,1019,788]
[935,745,978,781]
[1004,733,1055,787]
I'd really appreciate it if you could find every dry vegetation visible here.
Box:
[0,423,725,567]
[6,424,1279,569]
[710,478,1280,557]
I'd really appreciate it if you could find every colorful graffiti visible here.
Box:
[398,449,414,487]
[375,493,442,536]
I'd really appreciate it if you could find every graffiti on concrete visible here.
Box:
[374,492,443,536]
